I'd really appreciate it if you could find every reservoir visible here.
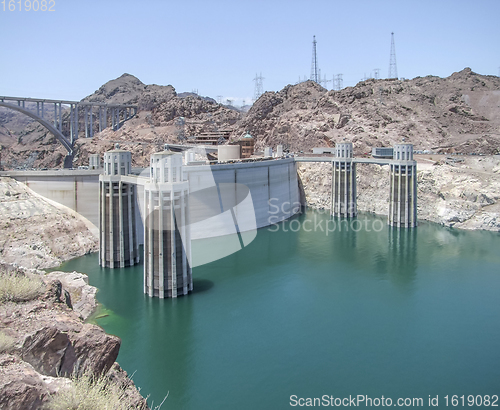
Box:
[56,210,500,409]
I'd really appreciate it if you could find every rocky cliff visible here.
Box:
[0,265,147,409]
[2,68,499,170]
[71,74,242,168]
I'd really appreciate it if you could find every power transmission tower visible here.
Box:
[253,73,264,102]
[317,69,331,88]
[388,32,398,79]
[310,35,319,83]
[334,74,343,91]
[374,68,380,80]
[320,74,331,88]
[217,95,223,104]
[175,117,186,141]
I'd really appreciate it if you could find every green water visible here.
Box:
[57,210,500,409]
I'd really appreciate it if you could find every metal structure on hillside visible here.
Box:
[317,67,330,88]
[253,73,264,102]
[310,35,319,83]
[334,74,343,91]
[175,117,186,141]
[388,32,398,79]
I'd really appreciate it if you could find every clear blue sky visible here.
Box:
[1,0,499,105]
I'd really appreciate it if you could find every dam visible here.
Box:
[1,142,417,297]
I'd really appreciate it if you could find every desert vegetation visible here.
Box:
[0,268,45,303]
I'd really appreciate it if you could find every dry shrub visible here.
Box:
[46,368,165,410]
[0,270,45,303]
[47,370,131,410]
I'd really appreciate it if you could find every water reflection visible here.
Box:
[387,227,418,290]
[143,296,194,408]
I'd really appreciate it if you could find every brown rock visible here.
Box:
[21,323,120,378]
[106,362,149,409]
[0,353,70,410]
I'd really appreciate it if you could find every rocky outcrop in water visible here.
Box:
[0,265,148,409]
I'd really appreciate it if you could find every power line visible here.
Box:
[388,32,398,79]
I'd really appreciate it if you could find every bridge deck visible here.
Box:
[0,96,137,108]
[294,157,392,165]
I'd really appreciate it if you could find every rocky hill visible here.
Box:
[81,73,176,110]
[234,68,500,154]
[0,74,243,169]
[1,68,499,170]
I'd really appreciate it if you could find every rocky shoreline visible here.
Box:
[0,178,148,409]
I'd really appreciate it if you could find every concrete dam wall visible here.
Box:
[2,158,300,243]
[3,170,101,228]
[186,158,300,240]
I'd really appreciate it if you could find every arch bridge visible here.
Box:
[0,96,137,168]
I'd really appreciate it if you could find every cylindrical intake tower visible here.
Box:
[331,142,357,217]
[389,144,417,228]
[144,148,192,298]
[99,144,139,268]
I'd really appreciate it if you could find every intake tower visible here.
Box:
[144,148,192,298]
[99,144,139,268]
